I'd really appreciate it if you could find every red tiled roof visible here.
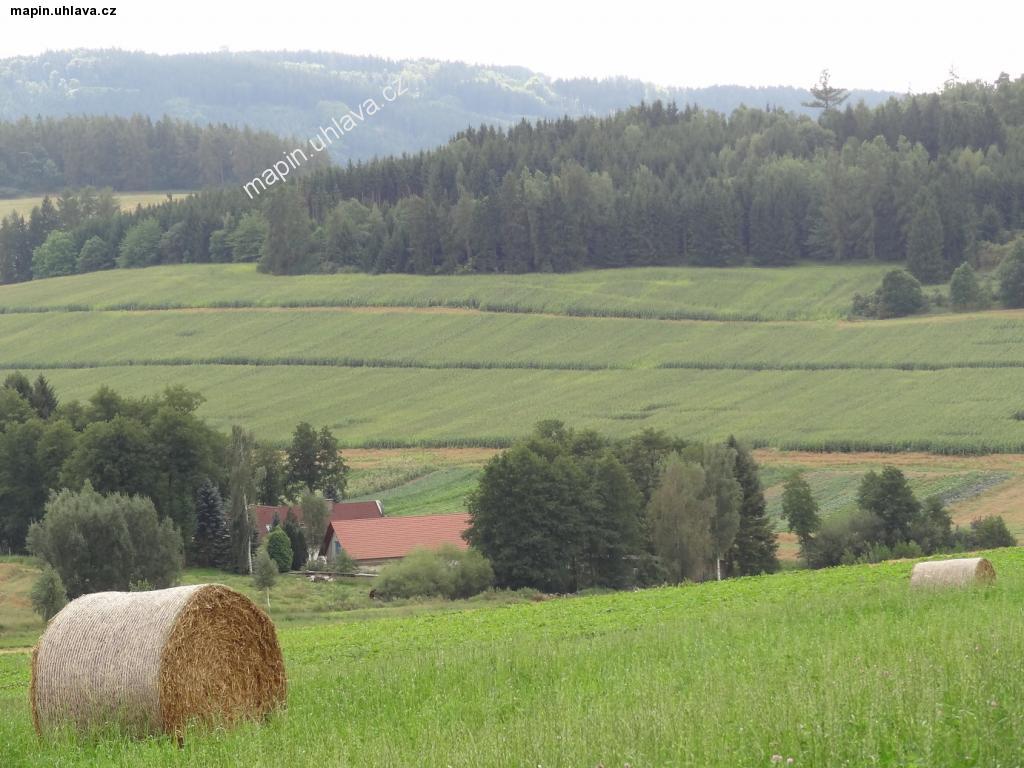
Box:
[320,513,471,562]
[253,500,382,538]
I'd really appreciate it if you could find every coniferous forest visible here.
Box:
[2,74,1023,284]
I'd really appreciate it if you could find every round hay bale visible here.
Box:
[909,557,996,588]
[30,584,286,737]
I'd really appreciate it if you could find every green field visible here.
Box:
[2,549,1023,766]
[0,264,1022,451]
[0,191,193,220]
[0,262,891,320]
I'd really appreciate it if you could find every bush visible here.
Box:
[30,566,67,621]
[875,269,926,318]
[997,241,1024,308]
[26,483,183,598]
[265,528,293,573]
[961,515,1017,550]
[373,545,493,601]
[949,262,987,312]
[252,547,278,607]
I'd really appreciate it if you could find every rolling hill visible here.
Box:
[3,263,1024,452]
[0,50,896,163]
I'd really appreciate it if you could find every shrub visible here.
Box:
[253,547,278,607]
[27,483,183,598]
[265,528,293,573]
[949,262,987,311]
[997,241,1024,308]
[962,516,1017,550]
[32,231,78,278]
[373,546,493,601]
[875,269,926,318]
[30,566,67,622]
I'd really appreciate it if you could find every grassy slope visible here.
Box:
[0,192,193,220]
[0,262,889,319]
[2,549,1023,766]
[2,264,1022,451]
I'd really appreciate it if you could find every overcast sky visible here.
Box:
[1,0,1021,92]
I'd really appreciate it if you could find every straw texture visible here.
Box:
[910,557,996,588]
[31,584,286,738]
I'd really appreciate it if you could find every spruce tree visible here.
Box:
[724,437,779,576]
[949,262,986,311]
[283,512,307,570]
[29,375,58,419]
[193,478,231,568]
[906,193,945,283]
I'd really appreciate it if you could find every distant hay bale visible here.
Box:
[30,584,286,738]
[910,557,996,588]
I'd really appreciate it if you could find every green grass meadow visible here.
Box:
[0,262,891,319]
[1,263,1022,452]
[2,549,1024,767]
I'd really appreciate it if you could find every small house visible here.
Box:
[319,513,471,568]
[251,500,383,541]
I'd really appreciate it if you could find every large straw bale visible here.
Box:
[909,557,996,588]
[30,584,286,737]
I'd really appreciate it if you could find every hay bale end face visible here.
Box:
[910,557,996,588]
[30,584,286,737]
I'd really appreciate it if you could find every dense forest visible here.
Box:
[0,115,314,194]
[0,50,893,162]
[2,74,1023,284]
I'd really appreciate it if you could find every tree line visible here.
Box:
[780,467,1016,567]
[0,372,349,572]
[0,114,314,195]
[466,421,779,592]
[2,73,1022,285]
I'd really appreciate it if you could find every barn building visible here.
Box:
[319,513,471,568]
[251,500,383,542]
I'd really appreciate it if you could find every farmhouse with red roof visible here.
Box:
[251,500,383,541]
[320,513,471,567]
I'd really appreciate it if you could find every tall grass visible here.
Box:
[3,549,1024,766]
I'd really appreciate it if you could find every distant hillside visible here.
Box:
[0,50,896,162]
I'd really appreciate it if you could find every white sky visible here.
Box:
[0,0,1021,92]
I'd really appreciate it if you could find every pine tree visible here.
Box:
[259,185,313,275]
[724,437,779,576]
[949,262,986,311]
[803,69,850,113]
[283,512,307,570]
[906,193,945,283]
[193,478,231,568]
[29,375,58,420]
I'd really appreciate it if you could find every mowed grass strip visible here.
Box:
[2,550,1024,766]
[0,191,192,220]
[10,364,1024,452]
[0,262,893,320]
[3,308,1024,372]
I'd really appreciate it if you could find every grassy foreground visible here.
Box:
[2,549,1023,767]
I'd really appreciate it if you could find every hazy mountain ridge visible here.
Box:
[0,49,896,162]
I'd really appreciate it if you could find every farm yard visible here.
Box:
[2,548,1024,766]
[1,263,1024,452]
